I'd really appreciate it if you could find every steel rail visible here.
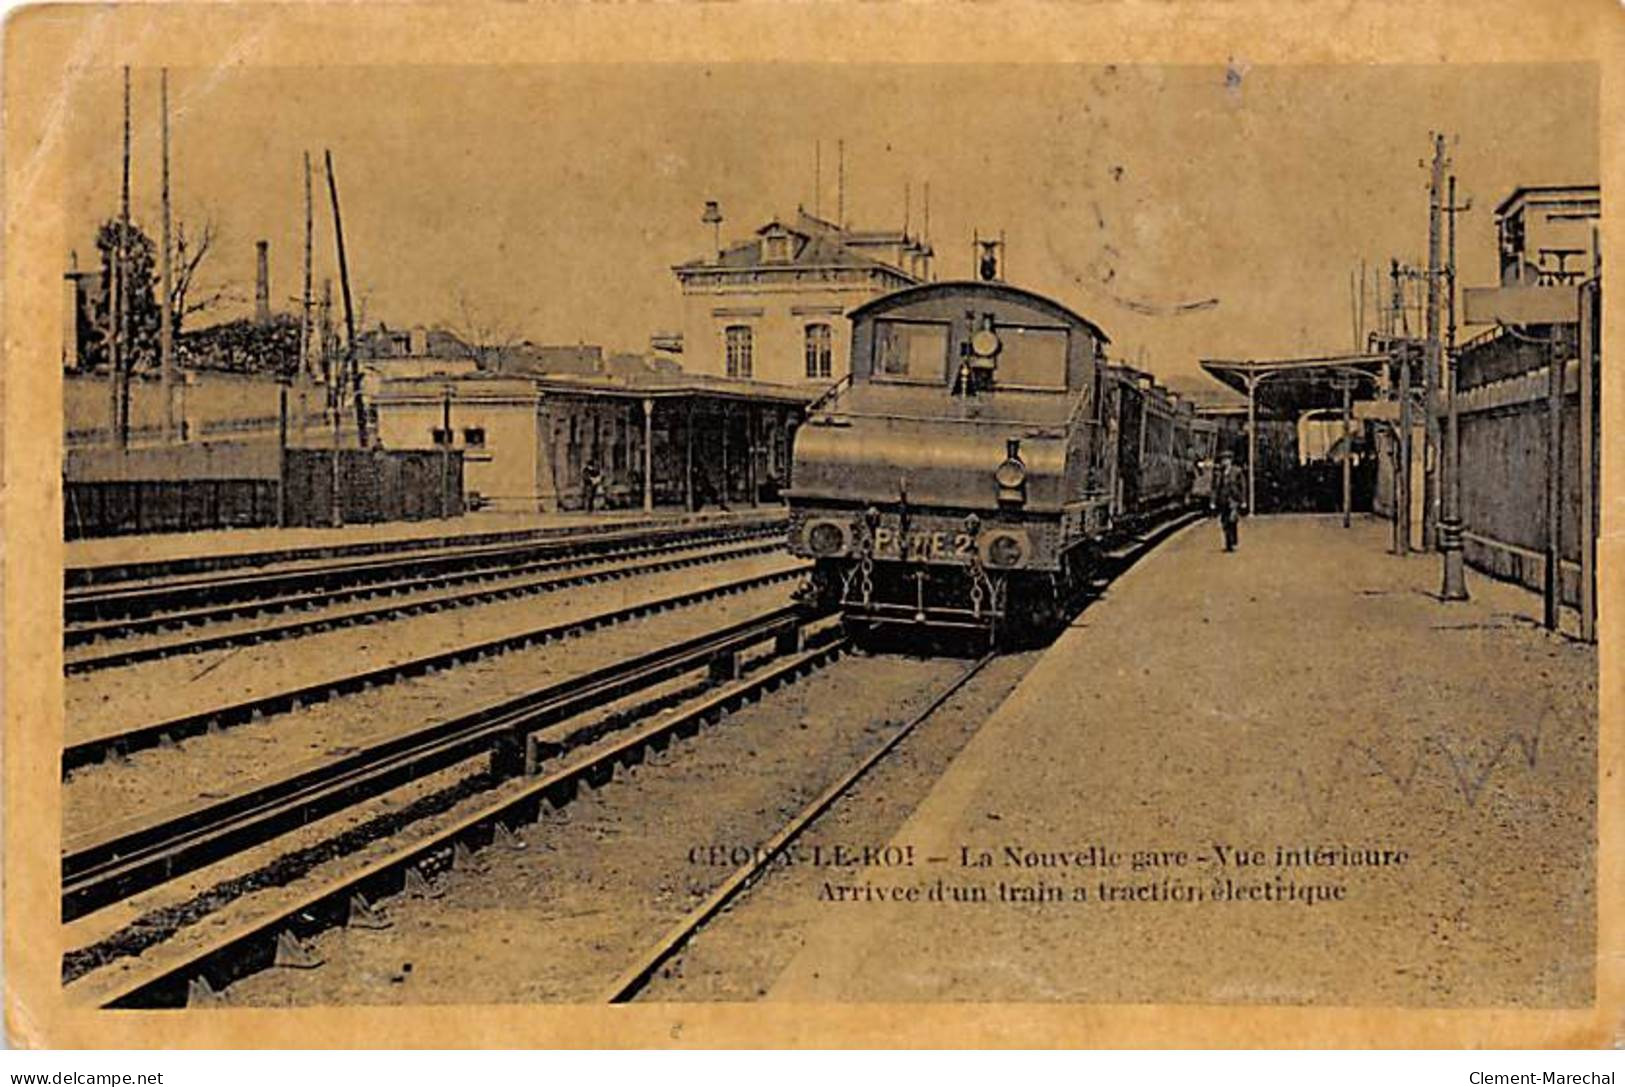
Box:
[62,562,808,775]
[68,512,783,590]
[78,629,848,1008]
[62,605,819,922]
[601,650,995,1004]
[66,520,784,628]
[64,536,784,674]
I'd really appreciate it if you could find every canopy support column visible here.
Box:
[1341,379,1352,528]
[1245,371,1258,515]
[641,397,654,513]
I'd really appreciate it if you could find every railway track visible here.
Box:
[65,519,783,647]
[62,605,825,922]
[63,562,809,775]
[603,650,995,1003]
[65,531,785,674]
[68,512,779,590]
[68,607,847,1008]
[63,508,1202,1007]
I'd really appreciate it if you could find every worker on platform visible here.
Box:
[582,460,604,513]
[1212,449,1246,552]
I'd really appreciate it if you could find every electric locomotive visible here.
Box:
[786,278,1200,644]
[785,280,1117,641]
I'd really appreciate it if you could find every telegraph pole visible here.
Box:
[1440,171,1469,600]
[1391,259,1411,555]
[108,67,131,449]
[324,276,341,527]
[298,151,314,444]
[299,153,313,380]
[837,139,845,227]
[159,69,175,443]
[324,150,368,447]
[119,67,134,447]
[1421,132,1444,552]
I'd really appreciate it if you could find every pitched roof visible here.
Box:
[675,213,922,280]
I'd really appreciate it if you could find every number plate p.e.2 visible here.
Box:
[871,526,975,563]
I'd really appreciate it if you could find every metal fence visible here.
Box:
[282,448,463,526]
[66,480,281,539]
[64,444,464,538]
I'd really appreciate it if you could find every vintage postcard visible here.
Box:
[3,0,1620,1049]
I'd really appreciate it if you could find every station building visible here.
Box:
[371,371,808,513]
[1492,185,1601,287]
[670,210,931,390]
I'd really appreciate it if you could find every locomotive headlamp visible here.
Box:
[995,437,1027,502]
[807,521,846,556]
[970,328,1001,359]
[963,512,982,537]
[994,457,1026,490]
[863,506,881,528]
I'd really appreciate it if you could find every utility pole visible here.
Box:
[1375,265,1387,337]
[159,69,175,443]
[109,66,131,450]
[1349,268,1359,351]
[1391,258,1410,555]
[1440,171,1469,601]
[1359,258,1367,346]
[1422,132,1445,552]
[837,139,845,228]
[814,140,821,219]
[320,275,341,527]
[923,181,932,280]
[298,151,314,444]
[324,150,368,447]
[320,278,335,400]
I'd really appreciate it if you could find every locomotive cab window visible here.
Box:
[872,319,950,384]
[993,325,1070,390]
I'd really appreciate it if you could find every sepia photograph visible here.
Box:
[3,0,1620,1052]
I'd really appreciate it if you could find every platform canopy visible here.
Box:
[1198,353,1389,417]
[1199,352,1390,515]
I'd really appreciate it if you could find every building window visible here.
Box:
[725,325,753,378]
[431,427,453,446]
[804,323,832,380]
[462,426,486,448]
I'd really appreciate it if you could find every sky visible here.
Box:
[66,62,1597,386]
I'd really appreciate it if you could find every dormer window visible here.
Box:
[763,232,791,263]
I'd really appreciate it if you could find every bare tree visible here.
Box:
[169,217,243,334]
[447,290,522,371]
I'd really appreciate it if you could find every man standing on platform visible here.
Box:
[1212,450,1246,552]
[582,460,603,513]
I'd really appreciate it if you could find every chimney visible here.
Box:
[255,240,271,324]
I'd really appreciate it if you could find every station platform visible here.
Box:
[66,506,784,585]
[769,514,1599,1007]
